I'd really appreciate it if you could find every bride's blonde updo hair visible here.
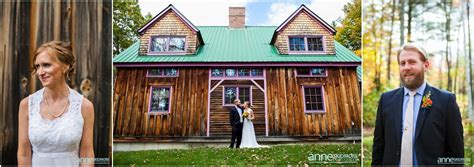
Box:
[31,41,75,80]
[244,101,252,108]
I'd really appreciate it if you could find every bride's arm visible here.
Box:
[18,97,32,166]
[249,109,255,120]
[80,98,95,167]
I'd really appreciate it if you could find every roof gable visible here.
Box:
[276,4,336,33]
[138,4,199,34]
[138,4,198,33]
[137,4,204,44]
[271,4,336,44]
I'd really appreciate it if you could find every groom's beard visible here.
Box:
[400,68,425,90]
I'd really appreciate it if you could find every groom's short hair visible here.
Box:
[397,43,429,63]
[234,99,240,104]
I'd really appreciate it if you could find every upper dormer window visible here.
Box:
[149,36,186,53]
[288,36,324,53]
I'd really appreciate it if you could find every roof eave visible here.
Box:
[113,62,361,67]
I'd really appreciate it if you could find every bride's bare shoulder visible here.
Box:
[19,97,29,111]
[18,97,29,119]
[81,98,94,117]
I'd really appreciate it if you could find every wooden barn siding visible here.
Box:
[209,80,265,136]
[0,1,112,165]
[114,67,360,138]
[113,68,209,137]
[266,67,361,136]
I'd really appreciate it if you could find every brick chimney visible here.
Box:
[229,7,245,28]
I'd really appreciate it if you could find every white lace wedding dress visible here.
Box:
[240,108,265,148]
[28,88,84,166]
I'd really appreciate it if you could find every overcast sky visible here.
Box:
[138,0,351,26]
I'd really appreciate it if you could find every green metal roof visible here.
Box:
[113,26,361,64]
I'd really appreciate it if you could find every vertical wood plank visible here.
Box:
[286,68,295,135]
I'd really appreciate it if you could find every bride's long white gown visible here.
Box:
[240,108,264,148]
[28,88,84,166]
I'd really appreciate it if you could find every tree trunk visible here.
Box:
[453,20,462,94]
[407,0,413,42]
[372,0,381,91]
[399,0,405,46]
[466,0,473,121]
[387,0,397,83]
[444,1,452,92]
[379,0,386,87]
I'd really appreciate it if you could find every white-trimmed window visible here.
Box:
[223,86,252,105]
[147,68,179,77]
[303,86,325,113]
[288,36,324,53]
[289,37,305,51]
[296,67,327,77]
[148,86,172,114]
[307,37,324,51]
[149,36,186,53]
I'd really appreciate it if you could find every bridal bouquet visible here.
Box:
[243,110,249,118]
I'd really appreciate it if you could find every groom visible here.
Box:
[229,99,244,148]
[372,43,464,165]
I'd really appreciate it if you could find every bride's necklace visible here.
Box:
[44,90,69,118]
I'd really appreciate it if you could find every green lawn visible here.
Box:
[113,144,361,165]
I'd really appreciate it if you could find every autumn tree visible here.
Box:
[113,1,152,56]
[335,0,361,53]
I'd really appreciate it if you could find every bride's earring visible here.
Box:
[67,72,71,81]
[64,70,71,81]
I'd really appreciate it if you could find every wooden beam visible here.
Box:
[250,79,265,92]
[210,79,224,92]
[207,69,211,136]
[263,70,269,136]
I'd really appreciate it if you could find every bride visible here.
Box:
[240,101,265,148]
[17,41,95,166]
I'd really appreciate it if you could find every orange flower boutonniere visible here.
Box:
[421,91,432,109]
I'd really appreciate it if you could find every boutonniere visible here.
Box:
[421,91,433,110]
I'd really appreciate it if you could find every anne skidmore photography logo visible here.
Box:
[307,153,358,164]
[437,157,470,165]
